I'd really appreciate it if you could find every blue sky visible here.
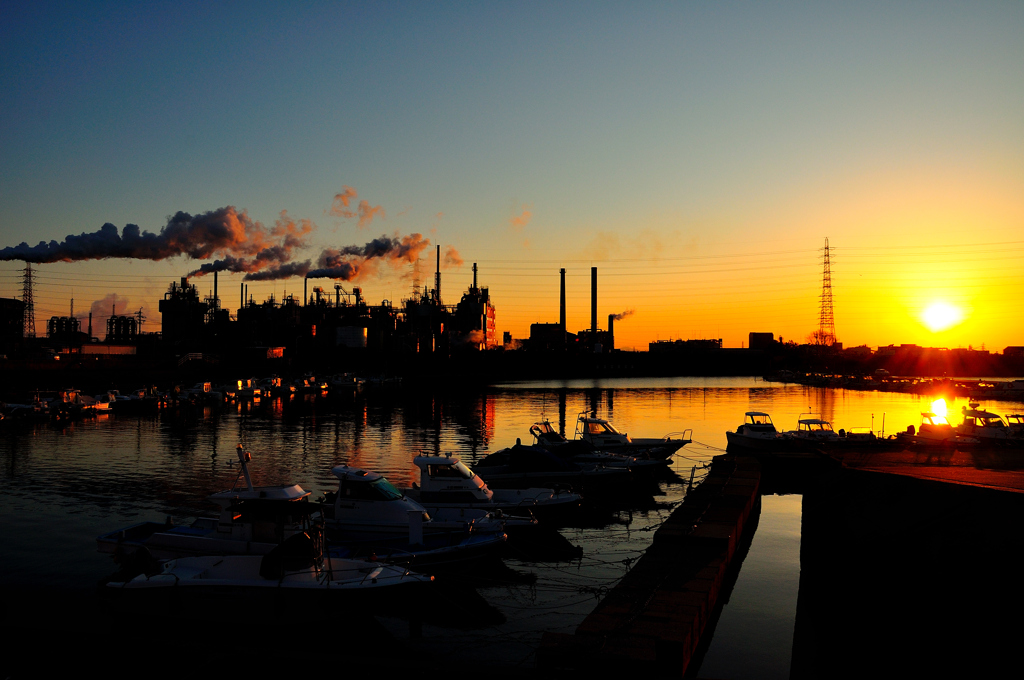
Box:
[2,2,1022,348]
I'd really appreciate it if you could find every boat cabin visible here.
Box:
[329,467,406,502]
[413,454,494,504]
[576,415,631,445]
[793,418,839,440]
[739,412,777,433]
[530,421,570,447]
[960,406,1007,431]
[1006,414,1024,436]
[323,465,431,527]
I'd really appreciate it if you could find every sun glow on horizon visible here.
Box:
[922,301,964,333]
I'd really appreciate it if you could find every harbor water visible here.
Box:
[2,377,1020,675]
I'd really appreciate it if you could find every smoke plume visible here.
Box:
[243,260,312,281]
[188,212,313,277]
[306,233,431,280]
[610,309,636,321]
[0,208,313,274]
[74,293,140,337]
[509,208,532,231]
[442,245,463,269]
[329,186,385,228]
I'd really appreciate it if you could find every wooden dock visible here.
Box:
[538,454,760,676]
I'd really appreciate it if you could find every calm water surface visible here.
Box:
[2,377,1018,673]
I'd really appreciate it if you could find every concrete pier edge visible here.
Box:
[538,454,760,676]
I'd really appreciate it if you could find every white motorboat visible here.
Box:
[896,412,980,448]
[109,529,432,595]
[404,453,581,519]
[321,465,506,541]
[472,440,628,489]
[574,412,691,459]
[98,446,313,560]
[784,416,841,445]
[725,412,786,450]
[530,420,668,471]
[955,404,1017,445]
[1007,414,1024,438]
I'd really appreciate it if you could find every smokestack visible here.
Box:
[88,312,92,339]
[473,263,478,292]
[213,271,218,310]
[434,245,441,304]
[608,314,615,352]
[560,268,566,331]
[591,267,597,333]
[303,278,307,306]
[240,282,244,309]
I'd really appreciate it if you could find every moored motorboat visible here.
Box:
[574,412,691,460]
[404,453,582,520]
[108,527,432,597]
[321,465,507,541]
[955,404,1022,446]
[472,440,628,490]
[725,412,786,451]
[530,420,669,472]
[896,412,980,448]
[98,446,313,560]
[783,416,841,447]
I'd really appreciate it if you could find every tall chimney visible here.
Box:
[88,312,92,339]
[472,263,478,292]
[434,245,441,304]
[213,271,218,310]
[240,282,244,309]
[608,314,615,352]
[591,267,597,333]
[560,268,566,331]
[303,278,307,306]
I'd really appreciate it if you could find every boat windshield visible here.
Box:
[370,478,405,500]
[979,417,1006,428]
[586,421,619,435]
[427,461,474,479]
[923,415,949,426]
[747,414,773,426]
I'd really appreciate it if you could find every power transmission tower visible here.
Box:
[21,264,36,338]
[816,238,836,346]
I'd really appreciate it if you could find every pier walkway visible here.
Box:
[836,446,1024,494]
[538,455,760,676]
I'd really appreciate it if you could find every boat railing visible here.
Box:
[663,429,693,442]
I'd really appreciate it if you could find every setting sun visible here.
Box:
[922,302,964,333]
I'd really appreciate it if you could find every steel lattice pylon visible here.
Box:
[817,238,836,346]
[21,263,36,338]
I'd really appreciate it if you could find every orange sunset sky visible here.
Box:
[2,3,1021,351]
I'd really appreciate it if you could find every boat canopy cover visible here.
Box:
[331,466,382,482]
[962,409,1002,420]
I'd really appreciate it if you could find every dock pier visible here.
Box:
[539,454,761,676]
